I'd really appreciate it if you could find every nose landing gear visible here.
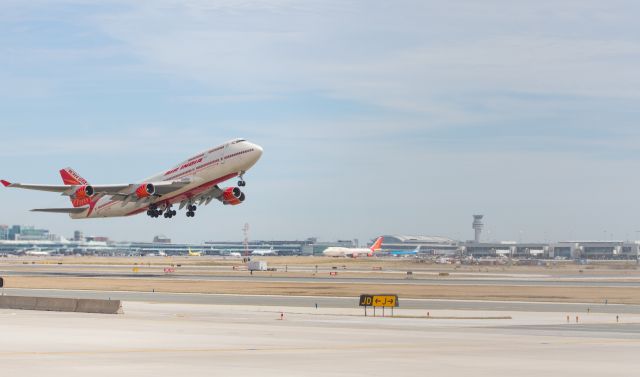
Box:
[238,171,246,187]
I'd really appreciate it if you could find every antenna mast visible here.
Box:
[243,223,250,256]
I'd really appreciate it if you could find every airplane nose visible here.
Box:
[253,143,263,158]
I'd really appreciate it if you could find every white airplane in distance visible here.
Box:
[1,139,263,219]
[251,247,277,256]
[22,248,51,256]
[322,237,384,258]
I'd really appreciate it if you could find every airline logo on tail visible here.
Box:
[60,168,88,186]
[60,168,93,208]
[368,237,384,256]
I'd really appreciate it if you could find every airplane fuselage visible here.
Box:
[322,247,373,257]
[73,139,263,219]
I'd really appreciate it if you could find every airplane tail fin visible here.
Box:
[60,168,91,207]
[368,237,384,255]
[59,167,89,186]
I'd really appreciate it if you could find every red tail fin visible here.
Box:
[59,168,88,186]
[60,168,91,207]
[369,237,384,252]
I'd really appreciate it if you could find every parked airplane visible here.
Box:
[188,248,203,257]
[21,247,51,256]
[322,237,384,258]
[388,245,420,257]
[2,139,263,219]
[251,247,277,256]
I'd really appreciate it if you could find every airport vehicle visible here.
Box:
[388,245,420,257]
[188,248,203,257]
[1,139,263,219]
[251,247,277,256]
[322,237,384,258]
[247,260,268,271]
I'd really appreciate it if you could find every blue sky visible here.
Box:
[1,0,640,243]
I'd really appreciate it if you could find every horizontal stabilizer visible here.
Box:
[31,207,88,214]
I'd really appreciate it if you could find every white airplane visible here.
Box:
[251,247,277,256]
[322,237,384,258]
[1,139,263,219]
[22,248,51,256]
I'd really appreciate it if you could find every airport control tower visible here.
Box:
[472,215,484,243]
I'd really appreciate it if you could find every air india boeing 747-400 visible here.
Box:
[1,138,263,219]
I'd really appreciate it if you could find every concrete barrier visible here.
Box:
[0,296,39,310]
[0,296,123,314]
[76,298,123,314]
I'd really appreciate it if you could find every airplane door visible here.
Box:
[221,143,228,164]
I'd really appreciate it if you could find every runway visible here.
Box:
[5,288,640,314]
[3,270,640,287]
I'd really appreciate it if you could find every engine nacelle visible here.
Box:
[72,185,94,199]
[135,183,156,199]
[221,187,245,206]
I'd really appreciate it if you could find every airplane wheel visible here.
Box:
[172,210,177,216]
[238,180,245,187]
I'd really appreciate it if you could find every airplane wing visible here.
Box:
[188,185,225,206]
[106,180,191,202]
[2,179,189,198]
[1,180,131,195]
[31,208,88,214]
[1,180,74,193]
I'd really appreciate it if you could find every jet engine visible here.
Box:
[72,185,94,199]
[135,183,156,199]
[221,187,245,205]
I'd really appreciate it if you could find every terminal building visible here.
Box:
[1,223,639,260]
[380,235,459,255]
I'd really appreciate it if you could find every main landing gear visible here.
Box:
[147,204,176,219]
[186,204,197,218]
[164,207,177,218]
[147,204,163,218]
